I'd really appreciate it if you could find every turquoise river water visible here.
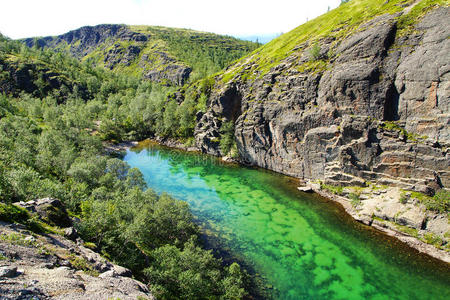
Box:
[123,141,450,300]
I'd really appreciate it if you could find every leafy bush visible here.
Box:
[429,190,449,213]
[309,43,321,61]
[409,190,449,213]
[0,203,30,223]
[219,121,235,156]
[145,239,246,299]
[349,193,361,207]
[321,183,344,195]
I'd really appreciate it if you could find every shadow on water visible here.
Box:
[125,140,450,300]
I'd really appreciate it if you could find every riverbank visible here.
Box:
[312,187,450,264]
[115,139,449,265]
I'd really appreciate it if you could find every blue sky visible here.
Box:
[1,0,341,39]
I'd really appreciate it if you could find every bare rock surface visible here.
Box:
[196,6,450,191]
[0,222,154,300]
[194,5,450,255]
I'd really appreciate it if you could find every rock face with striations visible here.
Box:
[23,24,193,86]
[195,6,450,194]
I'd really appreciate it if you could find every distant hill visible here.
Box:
[23,24,260,85]
[236,34,281,44]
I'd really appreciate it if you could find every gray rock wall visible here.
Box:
[195,7,450,192]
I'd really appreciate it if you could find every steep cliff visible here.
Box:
[194,0,449,252]
[196,0,449,193]
[24,25,258,85]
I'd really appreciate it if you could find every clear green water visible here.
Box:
[123,141,450,300]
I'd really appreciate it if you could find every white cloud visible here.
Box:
[0,0,341,39]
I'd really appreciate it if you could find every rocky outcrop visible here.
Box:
[195,7,450,193]
[22,24,254,87]
[16,198,72,228]
[142,51,192,86]
[0,216,154,299]
[0,60,78,98]
[23,25,142,59]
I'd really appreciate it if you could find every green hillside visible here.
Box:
[0,34,248,299]
[25,25,260,85]
[221,0,448,82]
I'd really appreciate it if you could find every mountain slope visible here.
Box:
[24,25,260,85]
[193,0,449,250]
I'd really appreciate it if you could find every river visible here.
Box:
[123,140,450,300]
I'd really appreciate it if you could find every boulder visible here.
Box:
[64,227,79,241]
[0,265,18,278]
[16,198,72,228]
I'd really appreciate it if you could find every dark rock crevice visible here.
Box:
[195,6,450,192]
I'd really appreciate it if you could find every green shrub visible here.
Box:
[422,233,444,248]
[219,121,235,156]
[349,193,361,207]
[0,203,30,223]
[321,184,344,195]
[430,190,450,213]
[144,239,246,299]
[309,43,321,61]
[399,192,408,204]
[69,255,99,277]
[83,242,97,250]
[408,190,449,213]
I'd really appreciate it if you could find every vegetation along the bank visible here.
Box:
[0,33,248,299]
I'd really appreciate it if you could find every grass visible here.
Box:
[394,223,419,238]
[0,232,38,247]
[380,121,428,142]
[396,0,449,36]
[69,254,100,277]
[0,203,62,234]
[220,0,448,84]
[321,183,344,195]
[422,232,444,248]
[349,193,361,207]
[83,242,97,250]
[406,190,450,213]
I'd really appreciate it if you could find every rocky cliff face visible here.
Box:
[195,6,450,195]
[24,24,192,86]
[23,24,257,86]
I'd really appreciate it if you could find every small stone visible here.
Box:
[40,262,54,269]
[113,265,132,277]
[59,260,71,267]
[99,270,116,278]
[24,236,36,243]
[64,227,78,241]
[298,186,313,192]
[20,289,33,296]
[0,266,18,278]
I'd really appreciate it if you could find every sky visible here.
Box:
[0,0,342,40]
